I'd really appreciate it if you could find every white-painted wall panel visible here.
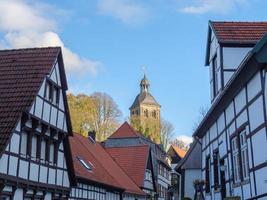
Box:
[55,63,61,86]
[48,168,56,184]
[50,67,57,84]
[225,102,235,125]
[56,169,63,186]
[8,156,18,176]
[255,167,267,195]
[18,160,29,179]
[235,88,246,114]
[251,128,267,166]
[242,183,251,200]
[236,110,248,128]
[38,80,46,97]
[10,133,20,154]
[50,106,57,126]
[29,163,39,182]
[59,91,64,111]
[63,171,70,187]
[57,111,64,129]
[13,188,23,200]
[217,113,225,134]
[34,96,43,119]
[224,71,234,87]
[248,96,265,131]
[210,123,217,141]
[39,166,48,183]
[247,72,262,102]
[228,122,236,137]
[0,153,8,174]
[223,47,251,69]
[42,102,51,122]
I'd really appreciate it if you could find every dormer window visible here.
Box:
[45,80,59,105]
[78,157,93,172]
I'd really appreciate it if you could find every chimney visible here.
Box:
[88,130,96,142]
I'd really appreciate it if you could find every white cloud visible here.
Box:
[180,0,248,14]
[97,0,148,24]
[175,135,193,146]
[0,0,101,76]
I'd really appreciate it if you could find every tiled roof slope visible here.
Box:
[211,21,267,43]
[106,145,149,188]
[172,145,187,158]
[109,121,142,139]
[70,133,145,196]
[0,47,60,154]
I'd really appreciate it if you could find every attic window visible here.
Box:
[77,157,92,172]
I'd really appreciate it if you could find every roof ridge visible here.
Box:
[106,144,149,149]
[0,46,61,52]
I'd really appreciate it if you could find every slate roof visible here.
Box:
[210,21,267,44]
[106,145,150,188]
[70,133,146,196]
[109,121,142,139]
[130,92,160,109]
[175,140,201,170]
[0,47,62,154]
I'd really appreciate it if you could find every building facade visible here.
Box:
[69,133,147,200]
[195,21,267,200]
[167,145,187,200]
[0,47,75,199]
[130,74,161,144]
[175,141,201,200]
[104,122,172,200]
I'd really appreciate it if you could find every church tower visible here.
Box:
[130,74,161,143]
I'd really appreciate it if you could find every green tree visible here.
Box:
[67,92,122,141]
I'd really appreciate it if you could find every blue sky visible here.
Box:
[1,0,267,140]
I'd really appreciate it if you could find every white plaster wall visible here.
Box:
[251,128,267,166]
[225,102,234,125]
[223,47,251,69]
[235,88,246,114]
[184,169,202,199]
[248,96,265,131]
[247,72,262,102]
[13,188,23,200]
[0,153,8,174]
[255,167,267,195]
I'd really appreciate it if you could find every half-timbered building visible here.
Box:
[167,145,187,200]
[104,122,171,200]
[175,140,201,200]
[195,21,267,200]
[69,132,147,200]
[0,47,75,199]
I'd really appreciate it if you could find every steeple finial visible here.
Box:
[140,68,150,93]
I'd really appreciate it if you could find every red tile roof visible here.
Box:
[210,21,267,43]
[109,121,142,139]
[171,145,187,158]
[0,47,61,154]
[69,133,146,196]
[106,145,150,188]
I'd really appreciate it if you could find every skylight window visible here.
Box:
[77,157,92,172]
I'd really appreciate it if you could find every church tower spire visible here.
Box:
[140,73,150,93]
[130,73,161,144]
